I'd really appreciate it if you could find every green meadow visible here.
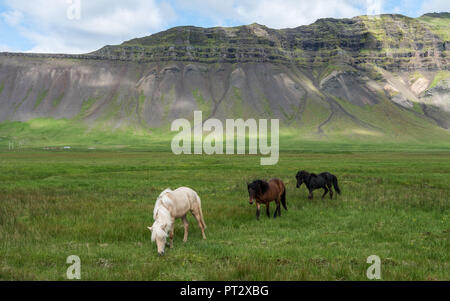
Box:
[0,142,449,280]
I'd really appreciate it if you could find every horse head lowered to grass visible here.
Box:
[247,178,287,220]
[148,187,206,256]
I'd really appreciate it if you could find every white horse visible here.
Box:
[148,187,206,256]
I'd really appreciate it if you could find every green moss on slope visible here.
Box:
[52,93,64,108]
[34,90,48,110]
[78,97,98,118]
[193,89,212,117]
[428,71,450,90]
[418,13,450,41]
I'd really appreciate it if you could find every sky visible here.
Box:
[0,0,448,54]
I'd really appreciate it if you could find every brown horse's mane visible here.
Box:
[248,179,269,197]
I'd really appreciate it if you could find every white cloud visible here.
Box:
[236,0,365,28]
[1,9,24,26]
[175,0,373,29]
[0,44,12,52]
[2,0,449,54]
[1,0,176,54]
[419,0,450,14]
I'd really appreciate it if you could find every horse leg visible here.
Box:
[169,223,175,249]
[322,187,329,199]
[256,202,261,220]
[328,184,333,199]
[192,211,206,240]
[266,203,270,218]
[182,215,189,242]
[273,198,280,218]
[272,201,276,219]
[308,190,313,200]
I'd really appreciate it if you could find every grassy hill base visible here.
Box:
[1,117,449,153]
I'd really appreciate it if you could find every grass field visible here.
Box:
[0,146,449,281]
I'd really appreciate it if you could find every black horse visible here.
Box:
[295,170,341,199]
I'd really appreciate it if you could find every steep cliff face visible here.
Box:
[92,14,448,71]
[0,13,449,143]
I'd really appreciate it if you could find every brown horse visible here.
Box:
[247,178,287,220]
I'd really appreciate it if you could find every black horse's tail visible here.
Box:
[332,175,341,194]
[281,188,287,210]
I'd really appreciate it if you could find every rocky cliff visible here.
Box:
[0,13,449,143]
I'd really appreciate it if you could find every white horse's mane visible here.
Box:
[151,188,174,242]
[153,188,172,218]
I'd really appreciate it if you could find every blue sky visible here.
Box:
[0,0,448,54]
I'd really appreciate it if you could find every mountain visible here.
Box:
[0,13,449,147]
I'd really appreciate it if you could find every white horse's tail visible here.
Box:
[195,192,207,230]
